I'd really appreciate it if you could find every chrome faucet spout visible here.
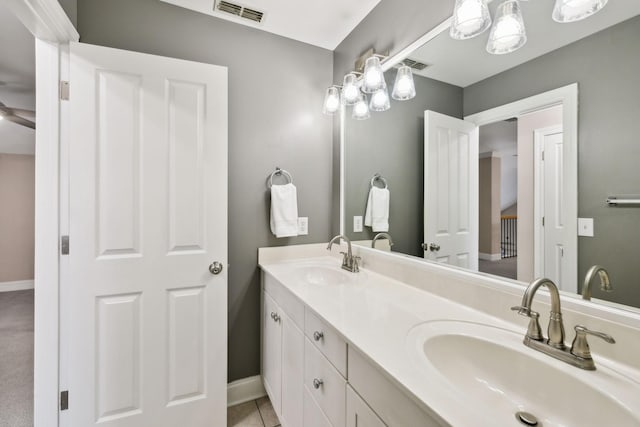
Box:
[372,233,394,249]
[327,234,351,257]
[582,265,612,300]
[327,235,359,273]
[520,278,565,349]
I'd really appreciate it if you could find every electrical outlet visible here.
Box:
[578,218,594,237]
[297,217,308,235]
[353,216,363,233]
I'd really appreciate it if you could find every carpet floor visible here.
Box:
[0,289,34,427]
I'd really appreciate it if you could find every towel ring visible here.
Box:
[370,174,388,189]
[268,167,293,188]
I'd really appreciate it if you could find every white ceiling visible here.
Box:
[0,2,35,155]
[159,0,382,50]
[409,1,640,87]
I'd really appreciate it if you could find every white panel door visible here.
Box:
[424,111,479,270]
[65,42,227,427]
[535,128,575,291]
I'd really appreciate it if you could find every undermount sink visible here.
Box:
[284,262,365,286]
[406,320,640,426]
[292,265,352,285]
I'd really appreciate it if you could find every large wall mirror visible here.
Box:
[341,2,640,310]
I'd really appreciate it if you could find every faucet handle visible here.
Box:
[511,306,543,341]
[352,256,361,272]
[570,325,615,359]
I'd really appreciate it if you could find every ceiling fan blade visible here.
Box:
[3,114,36,129]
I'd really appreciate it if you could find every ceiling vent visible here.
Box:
[403,58,429,71]
[216,1,264,23]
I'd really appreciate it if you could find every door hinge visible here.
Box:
[60,390,69,411]
[61,235,70,255]
[60,81,70,101]
[541,151,545,161]
[542,217,545,227]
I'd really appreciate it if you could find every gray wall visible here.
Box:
[465,16,640,307]
[332,0,455,236]
[344,69,462,256]
[58,0,77,27]
[77,0,334,382]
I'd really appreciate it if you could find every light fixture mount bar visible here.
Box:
[354,48,390,73]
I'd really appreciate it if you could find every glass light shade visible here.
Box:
[322,86,341,115]
[341,73,360,106]
[450,0,492,40]
[392,66,417,101]
[352,94,370,120]
[552,0,608,23]
[486,0,527,55]
[369,87,391,112]
[362,56,386,93]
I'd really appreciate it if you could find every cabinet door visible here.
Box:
[346,385,386,427]
[281,311,304,427]
[304,387,333,427]
[263,291,282,413]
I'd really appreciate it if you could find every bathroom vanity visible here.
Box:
[259,243,640,427]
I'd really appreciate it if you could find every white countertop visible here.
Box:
[259,249,640,427]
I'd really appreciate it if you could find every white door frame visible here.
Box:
[4,1,78,426]
[533,125,563,278]
[465,84,578,293]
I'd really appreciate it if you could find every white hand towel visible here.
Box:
[270,183,299,238]
[364,186,389,232]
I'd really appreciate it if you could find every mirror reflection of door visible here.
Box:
[423,111,479,270]
[424,104,575,290]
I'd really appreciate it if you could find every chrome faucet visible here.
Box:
[513,278,566,348]
[327,235,360,273]
[582,265,612,300]
[372,232,394,249]
[512,277,615,370]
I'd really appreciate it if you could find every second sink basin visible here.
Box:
[406,320,640,426]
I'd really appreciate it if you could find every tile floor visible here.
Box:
[227,396,280,427]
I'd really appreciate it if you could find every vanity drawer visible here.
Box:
[304,338,346,427]
[304,386,333,427]
[305,308,347,377]
[263,271,304,329]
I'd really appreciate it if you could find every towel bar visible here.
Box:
[606,196,640,206]
[268,167,293,188]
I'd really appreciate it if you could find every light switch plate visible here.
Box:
[578,218,594,237]
[297,217,308,235]
[353,216,363,233]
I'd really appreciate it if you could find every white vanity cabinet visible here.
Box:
[346,385,386,427]
[262,271,443,427]
[262,273,305,427]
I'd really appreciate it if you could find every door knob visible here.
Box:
[421,243,441,252]
[209,261,224,275]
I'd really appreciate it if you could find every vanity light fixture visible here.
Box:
[369,86,391,112]
[362,56,386,93]
[450,0,608,55]
[552,0,608,23]
[450,0,492,40]
[486,0,527,55]
[352,94,371,120]
[391,65,417,101]
[342,73,361,106]
[323,86,341,115]
[323,51,419,119]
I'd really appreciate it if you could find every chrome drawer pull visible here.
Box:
[312,378,323,389]
[313,331,324,341]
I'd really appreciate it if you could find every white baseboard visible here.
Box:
[479,253,501,261]
[0,280,34,292]
[227,375,266,407]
